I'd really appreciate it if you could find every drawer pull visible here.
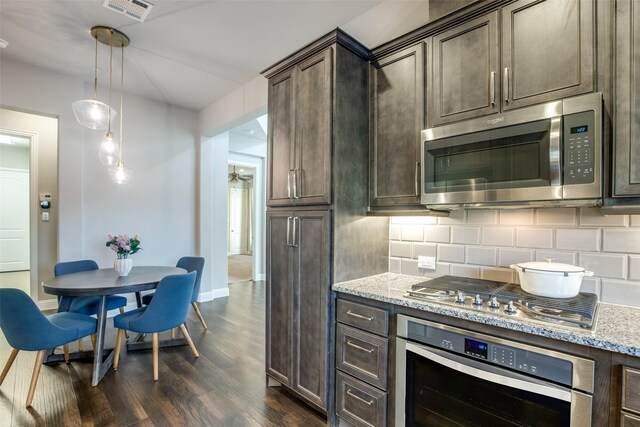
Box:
[347,389,374,406]
[347,341,374,354]
[346,310,373,321]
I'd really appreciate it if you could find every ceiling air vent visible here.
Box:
[103,0,153,22]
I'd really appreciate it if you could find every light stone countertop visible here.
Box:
[333,272,640,357]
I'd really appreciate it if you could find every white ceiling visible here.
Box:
[0,1,431,112]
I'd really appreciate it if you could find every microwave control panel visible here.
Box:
[563,111,595,184]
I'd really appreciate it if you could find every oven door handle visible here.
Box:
[405,341,572,402]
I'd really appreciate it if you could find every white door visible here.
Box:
[0,169,30,272]
[229,187,248,255]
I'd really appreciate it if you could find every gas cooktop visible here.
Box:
[405,275,598,330]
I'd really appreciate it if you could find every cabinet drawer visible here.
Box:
[622,412,640,427]
[337,299,388,336]
[623,367,640,415]
[336,372,387,427]
[337,324,388,389]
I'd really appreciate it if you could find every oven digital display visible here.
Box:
[570,125,588,134]
[464,338,488,359]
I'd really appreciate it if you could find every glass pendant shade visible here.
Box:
[72,99,116,130]
[109,161,132,184]
[99,132,119,165]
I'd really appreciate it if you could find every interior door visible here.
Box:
[0,169,30,272]
[228,187,248,255]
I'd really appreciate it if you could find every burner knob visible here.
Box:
[473,294,483,306]
[505,301,517,314]
[489,297,500,309]
[456,291,465,304]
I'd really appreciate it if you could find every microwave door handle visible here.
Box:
[549,116,562,186]
[405,342,572,402]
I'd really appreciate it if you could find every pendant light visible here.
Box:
[98,31,119,166]
[109,37,132,185]
[72,30,117,130]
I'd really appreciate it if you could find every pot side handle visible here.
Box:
[584,271,594,277]
[510,264,523,272]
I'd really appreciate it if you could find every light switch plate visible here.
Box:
[418,256,436,269]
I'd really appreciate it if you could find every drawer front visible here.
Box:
[336,372,387,427]
[622,412,640,427]
[337,299,388,336]
[337,324,388,389]
[623,367,640,415]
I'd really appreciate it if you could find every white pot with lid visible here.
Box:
[510,259,594,298]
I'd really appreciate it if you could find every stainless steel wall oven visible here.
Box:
[421,92,603,209]
[395,315,594,426]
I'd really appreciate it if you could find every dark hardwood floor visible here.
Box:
[0,281,326,426]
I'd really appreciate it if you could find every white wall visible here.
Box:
[1,58,199,304]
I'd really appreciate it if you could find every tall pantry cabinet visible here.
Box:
[262,29,389,413]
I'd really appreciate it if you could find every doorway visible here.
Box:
[228,164,254,283]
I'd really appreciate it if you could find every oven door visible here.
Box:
[422,116,562,207]
[395,338,592,427]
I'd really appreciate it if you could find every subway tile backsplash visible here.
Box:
[389,208,640,308]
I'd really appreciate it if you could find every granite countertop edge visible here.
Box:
[333,272,640,358]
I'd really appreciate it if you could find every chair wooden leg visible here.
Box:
[26,350,45,407]
[118,307,129,339]
[0,348,19,386]
[78,339,83,352]
[152,333,159,381]
[179,324,199,358]
[192,302,208,330]
[170,328,175,340]
[63,345,70,363]
[113,329,123,370]
[90,334,96,352]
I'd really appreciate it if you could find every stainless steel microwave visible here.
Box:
[421,92,603,209]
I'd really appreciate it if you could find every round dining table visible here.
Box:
[42,266,185,386]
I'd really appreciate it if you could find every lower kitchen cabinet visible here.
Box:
[266,209,330,410]
[622,366,640,426]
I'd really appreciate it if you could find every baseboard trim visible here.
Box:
[38,299,59,311]
[199,287,230,302]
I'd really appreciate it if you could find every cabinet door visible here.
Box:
[267,69,295,207]
[265,210,293,386]
[291,210,330,409]
[614,0,640,196]
[429,11,499,125]
[370,44,424,207]
[295,48,332,206]
[502,0,594,111]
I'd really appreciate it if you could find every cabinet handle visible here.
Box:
[415,162,420,197]
[346,389,374,406]
[347,340,374,354]
[286,216,293,246]
[287,169,294,199]
[293,169,299,199]
[346,311,373,321]
[503,67,510,103]
[490,71,496,106]
[292,217,299,247]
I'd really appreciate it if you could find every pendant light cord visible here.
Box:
[119,42,124,164]
[93,36,98,100]
[107,30,113,134]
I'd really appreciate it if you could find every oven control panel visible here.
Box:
[563,110,595,185]
[407,321,572,386]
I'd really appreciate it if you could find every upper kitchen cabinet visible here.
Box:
[502,0,594,111]
[370,43,424,207]
[428,11,499,126]
[427,0,594,126]
[613,0,640,197]
[267,49,332,207]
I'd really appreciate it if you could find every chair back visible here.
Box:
[0,288,76,351]
[176,257,205,303]
[129,271,197,333]
[55,259,99,276]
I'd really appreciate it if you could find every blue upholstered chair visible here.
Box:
[0,288,97,407]
[55,260,129,345]
[141,257,207,329]
[113,272,199,381]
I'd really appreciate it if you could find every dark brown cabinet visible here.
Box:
[502,0,594,111]
[369,44,424,208]
[266,209,330,407]
[427,0,594,126]
[428,11,499,125]
[613,0,640,197]
[267,49,331,207]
